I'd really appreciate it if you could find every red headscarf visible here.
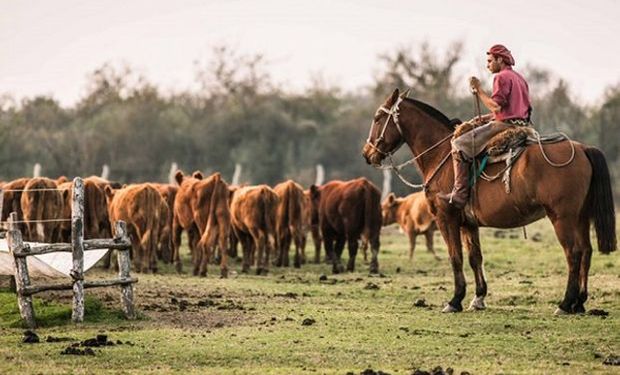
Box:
[487,44,515,66]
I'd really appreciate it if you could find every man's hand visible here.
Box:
[469,76,481,94]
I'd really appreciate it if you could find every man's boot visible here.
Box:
[438,153,471,209]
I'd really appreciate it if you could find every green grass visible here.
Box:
[0,218,618,374]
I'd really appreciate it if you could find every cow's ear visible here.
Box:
[387,193,396,204]
[192,171,204,180]
[309,184,320,200]
[57,175,68,184]
[104,185,114,200]
[174,170,184,185]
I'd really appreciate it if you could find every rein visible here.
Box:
[367,98,454,190]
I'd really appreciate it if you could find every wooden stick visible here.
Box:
[115,221,136,319]
[16,238,131,257]
[71,177,85,323]
[21,277,138,296]
[7,212,36,328]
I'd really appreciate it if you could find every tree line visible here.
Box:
[1,43,618,200]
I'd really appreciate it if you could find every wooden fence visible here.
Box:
[6,177,137,328]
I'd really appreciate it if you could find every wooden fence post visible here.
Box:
[71,177,85,323]
[7,212,36,328]
[115,221,135,319]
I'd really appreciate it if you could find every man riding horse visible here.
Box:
[439,44,532,209]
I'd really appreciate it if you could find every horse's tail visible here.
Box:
[583,147,616,254]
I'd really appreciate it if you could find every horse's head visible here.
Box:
[362,88,408,166]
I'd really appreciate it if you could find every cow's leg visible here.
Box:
[435,213,465,313]
[172,217,184,273]
[368,234,380,274]
[425,229,440,260]
[322,230,337,273]
[238,231,252,274]
[346,236,359,272]
[332,236,346,274]
[299,232,307,265]
[281,232,291,267]
[228,232,239,259]
[274,231,284,267]
[462,225,487,311]
[254,231,266,276]
[188,226,201,276]
[408,230,418,262]
[218,227,229,278]
[293,230,303,268]
[312,225,322,264]
[360,237,368,263]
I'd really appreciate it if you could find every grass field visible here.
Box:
[0,218,618,374]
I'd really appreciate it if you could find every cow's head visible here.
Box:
[381,192,399,226]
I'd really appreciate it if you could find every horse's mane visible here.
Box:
[403,98,458,130]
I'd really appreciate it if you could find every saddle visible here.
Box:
[468,125,568,193]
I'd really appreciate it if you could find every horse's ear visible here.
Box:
[400,89,410,99]
[386,89,400,106]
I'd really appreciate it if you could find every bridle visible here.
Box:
[365,96,405,158]
[365,96,454,190]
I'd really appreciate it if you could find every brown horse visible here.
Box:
[362,89,616,314]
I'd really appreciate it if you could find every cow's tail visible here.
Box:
[139,187,160,271]
[263,187,279,253]
[288,183,303,244]
[583,147,616,254]
[362,180,381,244]
[85,183,101,238]
[203,174,223,251]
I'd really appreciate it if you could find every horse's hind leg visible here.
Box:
[462,225,487,311]
[576,218,593,313]
[549,215,582,314]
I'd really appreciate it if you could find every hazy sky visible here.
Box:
[1,0,619,107]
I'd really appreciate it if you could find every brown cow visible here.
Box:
[193,173,232,278]
[57,181,73,242]
[83,177,113,239]
[230,185,279,275]
[84,176,119,268]
[152,183,178,264]
[382,192,439,262]
[1,177,30,234]
[105,183,163,273]
[302,189,322,264]
[273,180,307,268]
[20,177,65,242]
[172,170,204,273]
[56,178,112,243]
[309,178,381,274]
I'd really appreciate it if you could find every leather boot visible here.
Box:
[438,152,471,209]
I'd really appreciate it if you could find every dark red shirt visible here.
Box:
[492,66,531,121]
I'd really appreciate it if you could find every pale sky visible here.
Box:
[1,0,619,107]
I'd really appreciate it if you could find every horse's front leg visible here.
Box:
[461,224,487,311]
[436,213,466,313]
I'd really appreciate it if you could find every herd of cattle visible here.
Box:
[0,173,438,277]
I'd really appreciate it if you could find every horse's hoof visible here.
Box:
[554,307,570,316]
[442,304,460,313]
[468,296,486,311]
